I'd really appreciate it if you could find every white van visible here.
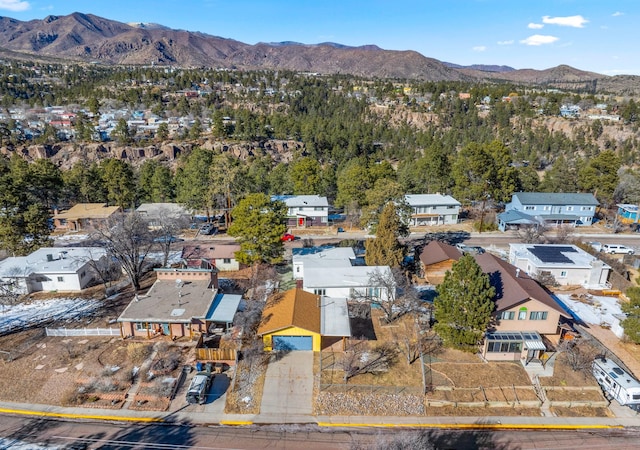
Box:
[186,373,212,405]
[602,244,635,254]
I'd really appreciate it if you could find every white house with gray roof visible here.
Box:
[272,195,329,228]
[509,244,611,288]
[500,192,598,230]
[0,247,108,295]
[303,265,393,302]
[405,194,461,226]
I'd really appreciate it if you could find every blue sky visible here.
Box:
[2,0,639,76]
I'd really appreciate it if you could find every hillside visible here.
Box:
[1,12,639,92]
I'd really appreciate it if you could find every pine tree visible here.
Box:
[364,202,406,267]
[621,287,640,344]
[434,255,495,351]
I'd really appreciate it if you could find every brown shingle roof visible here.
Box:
[54,203,121,220]
[419,241,462,266]
[474,253,568,316]
[257,288,321,335]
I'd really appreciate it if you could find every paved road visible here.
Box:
[0,414,639,450]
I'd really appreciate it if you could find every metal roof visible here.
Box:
[205,294,243,323]
[512,192,599,206]
[320,297,351,337]
[405,194,461,207]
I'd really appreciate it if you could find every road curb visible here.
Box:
[0,407,163,423]
[316,422,624,430]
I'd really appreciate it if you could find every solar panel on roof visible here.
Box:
[529,246,576,264]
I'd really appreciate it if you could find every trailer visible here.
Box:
[592,357,640,407]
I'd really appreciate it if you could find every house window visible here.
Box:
[530,311,548,320]
[296,266,300,273]
[223,258,231,264]
[500,311,515,320]
[518,307,527,320]
[314,289,326,296]
[487,342,522,353]
[581,206,592,211]
[135,322,150,331]
[314,207,324,211]
[566,206,574,211]
[524,206,535,211]
[57,276,64,282]
[80,271,86,278]
[367,287,381,299]
[560,271,567,278]
[543,206,551,211]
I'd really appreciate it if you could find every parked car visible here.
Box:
[153,235,183,243]
[602,244,635,254]
[185,372,213,405]
[199,223,217,235]
[281,233,295,242]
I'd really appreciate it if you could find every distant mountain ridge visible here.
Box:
[0,12,637,92]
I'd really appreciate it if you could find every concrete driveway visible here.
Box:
[257,351,314,423]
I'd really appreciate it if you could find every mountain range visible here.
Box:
[0,12,637,93]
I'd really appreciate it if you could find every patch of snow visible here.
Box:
[0,297,102,334]
[556,293,625,338]
[0,438,61,449]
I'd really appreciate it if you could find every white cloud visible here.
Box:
[497,40,514,46]
[520,35,559,46]
[0,0,30,12]
[612,11,624,17]
[472,46,486,52]
[542,15,588,28]
[528,23,544,29]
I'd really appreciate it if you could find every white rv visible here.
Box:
[592,357,640,406]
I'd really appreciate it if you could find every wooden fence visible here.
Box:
[195,347,237,361]
[46,327,121,337]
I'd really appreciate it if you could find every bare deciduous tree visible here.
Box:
[515,224,548,244]
[394,323,442,365]
[148,208,190,267]
[90,212,156,292]
[557,339,598,379]
[357,267,420,324]
[341,340,398,382]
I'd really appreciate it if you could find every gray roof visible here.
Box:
[498,210,539,225]
[405,194,461,207]
[321,297,351,337]
[304,266,392,289]
[512,192,599,206]
[205,293,243,323]
[118,279,216,323]
[136,203,190,219]
[292,247,355,269]
[0,247,106,277]
[272,195,329,208]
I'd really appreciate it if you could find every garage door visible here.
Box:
[273,336,313,351]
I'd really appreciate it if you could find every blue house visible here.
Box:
[498,192,598,231]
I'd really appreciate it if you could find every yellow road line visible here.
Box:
[0,408,163,423]
[317,422,624,430]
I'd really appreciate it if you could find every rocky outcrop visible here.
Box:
[0,138,303,170]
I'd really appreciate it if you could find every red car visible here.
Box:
[281,233,295,242]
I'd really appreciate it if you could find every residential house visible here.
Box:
[0,247,108,295]
[257,288,350,351]
[560,104,581,118]
[53,203,122,232]
[118,268,241,339]
[508,244,611,288]
[303,265,393,302]
[135,203,190,229]
[475,253,571,363]
[181,244,242,272]
[405,194,461,227]
[499,192,598,230]
[418,241,462,284]
[272,195,329,228]
[616,204,640,225]
[292,246,356,280]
